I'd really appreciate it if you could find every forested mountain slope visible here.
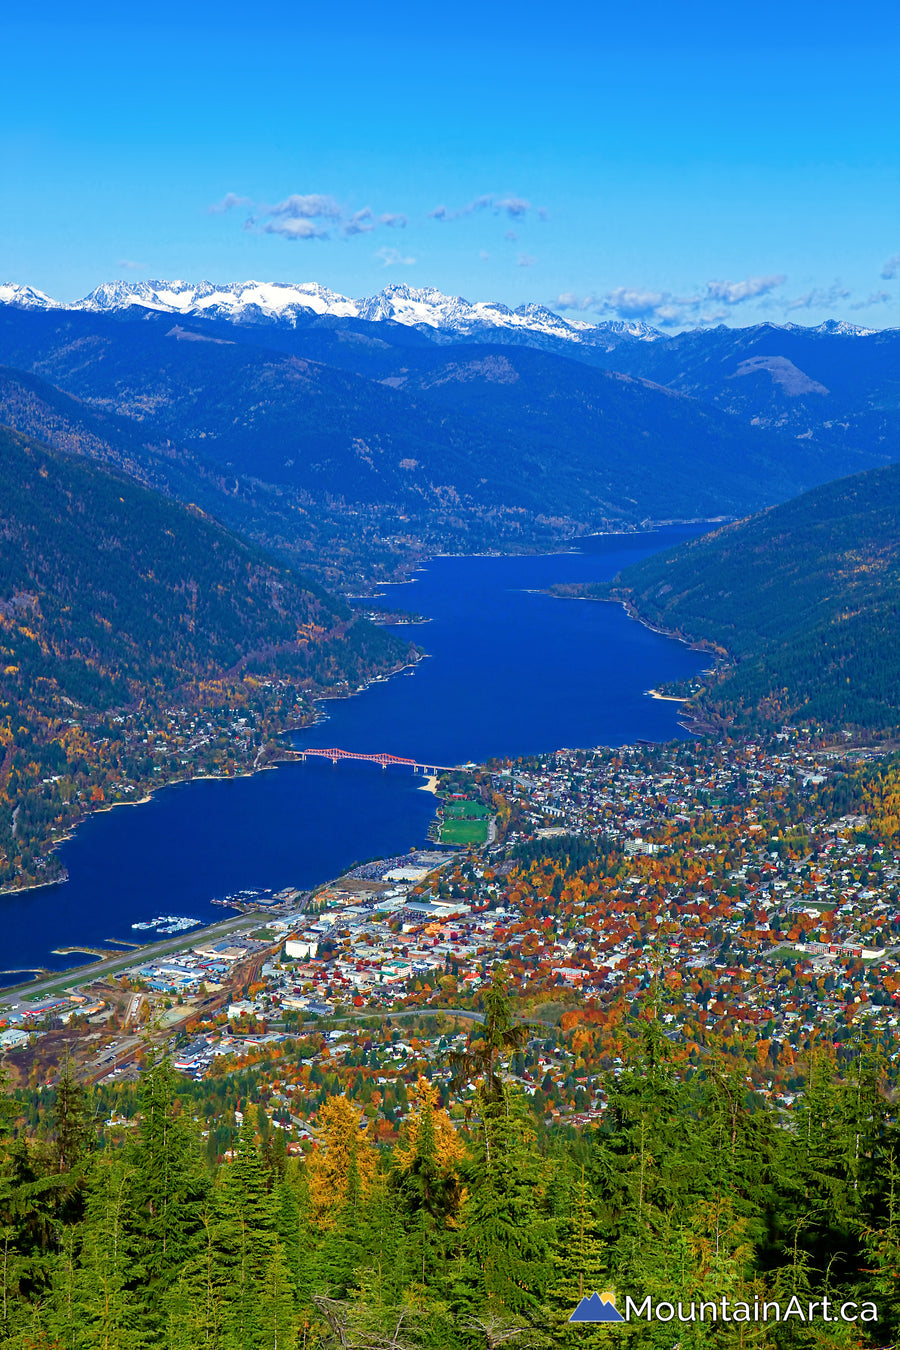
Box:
[0,365,400,591]
[0,424,408,887]
[0,307,886,560]
[582,463,900,734]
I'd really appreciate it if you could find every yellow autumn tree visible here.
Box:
[393,1076,466,1235]
[394,1076,464,1176]
[307,1093,376,1226]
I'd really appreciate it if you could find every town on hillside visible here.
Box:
[4,730,899,1140]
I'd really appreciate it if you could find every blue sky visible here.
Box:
[2,0,898,329]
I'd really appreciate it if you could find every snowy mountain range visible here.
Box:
[0,276,896,561]
[0,279,885,358]
[0,279,665,347]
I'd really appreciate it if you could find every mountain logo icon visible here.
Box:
[569,1292,626,1323]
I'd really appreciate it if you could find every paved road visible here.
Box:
[295,1006,555,1032]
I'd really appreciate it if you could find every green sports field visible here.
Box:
[439,818,489,845]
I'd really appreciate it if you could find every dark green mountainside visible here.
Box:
[558,463,900,735]
[0,424,409,888]
[0,365,436,591]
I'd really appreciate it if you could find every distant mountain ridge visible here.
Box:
[1,278,887,347]
[0,304,880,549]
[1,283,898,595]
[0,277,676,347]
[598,319,900,461]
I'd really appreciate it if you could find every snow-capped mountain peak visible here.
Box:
[350,284,667,346]
[811,318,878,337]
[0,283,60,309]
[0,276,668,347]
[72,278,359,321]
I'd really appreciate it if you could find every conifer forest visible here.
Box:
[1,975,898,1350]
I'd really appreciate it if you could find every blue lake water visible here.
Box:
[2,527,710,981]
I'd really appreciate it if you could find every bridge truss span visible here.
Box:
[299,747,455,774]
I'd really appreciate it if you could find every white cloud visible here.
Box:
[429,193,534,222]
[261,218,329,240]
[225,192,407,242]
[116,259,143,271]
[849,290,892,310]
[556,288,681,321]
[706,274,786,303]
[208,192,253,214]
[555,291,592,311]
[605,286,670,318]
[556,273,791,327]
[517,254,536,268]
[495,195,530,218]
[782,282,851,311]
[429,195,492,221]
[266,194,343,222]
[216,188,542,242]
[880,254,900,280]
[343,208,375,237]
[250,193,342,240]
[376,247,416,267]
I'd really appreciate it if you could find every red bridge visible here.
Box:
[299,747,455,774]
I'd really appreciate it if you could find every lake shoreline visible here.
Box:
[0,653,429,903]
[1,529,710,976]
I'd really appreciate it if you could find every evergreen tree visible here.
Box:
[394,1077,464,1289]
[859,1156,900,1344]
[162,1207,222,1350]
[547,1165,608,1347]
[449,971,526,1103]
[0,1133,70,1338]
[258,1240,296,1350]
[129,1053,209,1338]
[52,1057,92,1175]
[66,1158,144,1350]
[317,1140,368,1300]
[461,1087,552,1324]
[210,1115,278,1350]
